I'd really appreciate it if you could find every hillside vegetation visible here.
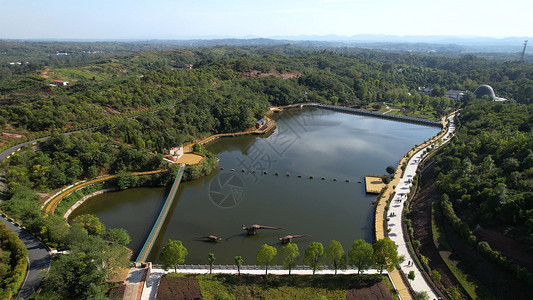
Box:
[0,42,531,299]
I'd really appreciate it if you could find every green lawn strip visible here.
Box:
[54,183,104,217]
[431,202,482,300]
[165,273,391,300]
[385,109,440,121]
[198,274,348,300]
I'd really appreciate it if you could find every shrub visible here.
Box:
[413,240,421,251]
[0,223,29,299]
[431,270,441,282]
[408,270,415,281]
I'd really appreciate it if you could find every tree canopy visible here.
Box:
[326,240,346,275]
[160,240,188,273]
[281,243,299,275]
[304,242,325,275]
[349,239,374,274]
[372,238,398,274]
[256,244,277,275]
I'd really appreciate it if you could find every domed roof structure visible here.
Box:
[473,85,496,100]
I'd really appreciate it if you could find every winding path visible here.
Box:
[387,113,456,299]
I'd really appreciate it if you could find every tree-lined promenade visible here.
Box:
[158,238,399,276]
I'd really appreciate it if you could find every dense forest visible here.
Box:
[436,102,532,240]
[0,42,532,299]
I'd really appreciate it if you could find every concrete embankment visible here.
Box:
[63,188,118,219]
[307,103,443,127]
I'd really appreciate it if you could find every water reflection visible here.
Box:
[70,107,439,264]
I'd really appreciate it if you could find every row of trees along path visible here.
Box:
[143,238,401,300]
[159,239,398,276]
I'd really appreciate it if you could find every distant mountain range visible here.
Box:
[140,34,531,53]
[7,34,531,54]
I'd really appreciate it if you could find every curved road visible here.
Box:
[0,215,51,300]
[1,138,52,299]
[0,137,50,161]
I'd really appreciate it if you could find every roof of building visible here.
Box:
[446,90,466,94]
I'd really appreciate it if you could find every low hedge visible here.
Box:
[0,222,28,299]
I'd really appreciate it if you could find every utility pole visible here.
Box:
[520,40,528,63]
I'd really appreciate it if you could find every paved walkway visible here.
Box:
[386,113,456,299]
[0,215,51,300]
[124,265,147,300]
[141,266,390,300]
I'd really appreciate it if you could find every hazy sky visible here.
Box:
[1,0,532,39]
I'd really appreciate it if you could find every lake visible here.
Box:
[69,107,439,264]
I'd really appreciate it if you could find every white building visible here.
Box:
[169,147,184,158]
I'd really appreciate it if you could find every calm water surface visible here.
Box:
[69,108,439,264]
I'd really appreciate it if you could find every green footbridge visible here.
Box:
[136,164,186,263]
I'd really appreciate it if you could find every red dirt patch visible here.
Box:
[157,276,203,300]
[104,107,121,115]
[242,70,301,79]
[1,132,24,139]
[40,68,50,79]
[346,278,393,300]
[279,72,300,79]
[0,132,25,146]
